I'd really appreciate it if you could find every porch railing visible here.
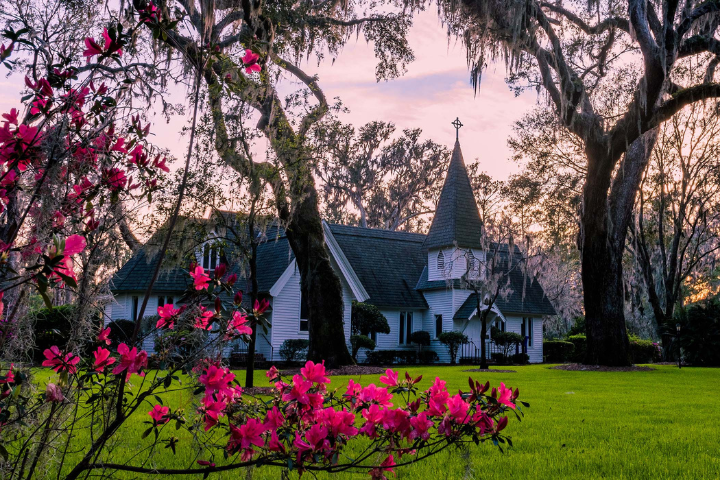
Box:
[459,337,529,364]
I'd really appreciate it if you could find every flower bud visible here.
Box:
[226,273,237,286]
[214,263,226,279]
[234,291,243,306]
[46,383,64,403]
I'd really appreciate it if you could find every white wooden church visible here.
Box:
[107,135,555,363]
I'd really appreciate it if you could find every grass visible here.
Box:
[33,364,720,479]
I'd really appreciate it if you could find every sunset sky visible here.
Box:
[0,10,541,181]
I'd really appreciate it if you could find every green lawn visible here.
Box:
[35,364,720,479]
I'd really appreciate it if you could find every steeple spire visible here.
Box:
[423,133,483,250]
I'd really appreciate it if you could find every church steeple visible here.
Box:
[423,132,483,250]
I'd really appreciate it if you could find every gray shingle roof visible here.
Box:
[423,140,484,250]
[328,224,428,309]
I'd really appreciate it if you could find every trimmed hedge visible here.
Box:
[567,334,587,363]
[511,353,529,365]
[364,350,434,365]
[543,340,575,363]
[629,335,661,363]
[279,339,309,363]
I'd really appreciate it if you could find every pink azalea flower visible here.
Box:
[241,49,261,74]
[379,369,398,387]
[370,454,395,479]
[156,304,179,329]
[148,404,169,424]
[409,411,433,440]
[282,374,314,405]
[268,430,285,453]
[318,407,358,437]
[93,346,116,372]
[199,365,236,399]
[497,416,509,432]
[112,343,148,378]
[497,382,516,409]
[194,307,214,330]
[83,37,103,59]
[98,327,111,345]
[200,396,226,431]
[226,311,251,338]
[447,394,470,424]
[228,418,266,454]
[45,383,64,403]
[265,365,279,382]
[0,363,14,385]
[359,384,393,407]
[294,424,329,455]
[42,346,80,373]
[301,360,330,385]
[189,265,210,290]
[263,406,285,431]
[253,298,270,315]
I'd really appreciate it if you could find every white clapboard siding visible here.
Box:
[500,315,543,363]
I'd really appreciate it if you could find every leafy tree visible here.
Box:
[142,0,414,366]
[491,328,525,361]
[351,301,390,337]
[440,0,720,365]
[674,299,720,366]
[438,331,468,365]
[316,120,449,231]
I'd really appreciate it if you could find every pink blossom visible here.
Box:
[282,374,313,405]
[189,265,210,290]
[98,327,111,345]
[359,384,393,407]
[83,37,103,59]
[156,303,179,329]
[301,360,330,385]
[496,416,509,432]
[447,394,470,424]
[45,383,64,403]
[497,382,516,409]
[42,346,80,373]
[294,424,329,455]
[112,343,148,378]
[226,311,251,338]
[200,396,226,431]
[370,454,395,479]
[263,406,285,431]
[253,298,270,315]
[194,307,214,330]
[149,404,169,424]
[241,49,261,74]
[92,346,116,372]
[409,411,433,440]
[228,418,266,455]
[265,365,279,382]
[379,369,398,387]
[199,365,236,399]
[0,364,14,385]
[318,407,358,438]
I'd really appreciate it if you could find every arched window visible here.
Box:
[437,251,445,271]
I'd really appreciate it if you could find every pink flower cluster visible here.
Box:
[193,362,520,476]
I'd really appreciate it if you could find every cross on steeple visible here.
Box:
[451,117,463,141]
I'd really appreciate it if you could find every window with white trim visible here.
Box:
[157,296,174,307]
[522,317,534,347]
[435,314,443,338]
[398,312,413,345]
[131,296,139,322]
[437,251,445,271]
[201,243,221,271]
[299,290,309,332]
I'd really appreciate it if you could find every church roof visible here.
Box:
[423,140,484,250]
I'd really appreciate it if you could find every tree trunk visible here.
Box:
[580,134,656,366]
[245,222,259,388]
[285,182,353,368]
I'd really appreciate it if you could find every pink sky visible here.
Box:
[0,10,539,181]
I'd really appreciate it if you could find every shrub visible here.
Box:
[364,350,420,365]
[410,330,431,347]
[438,331,468,365]
[107,319,137,349]
[492,329,525,360]
[418,350,439,364]
[491,352,506,364]
[30,305,102,361]
[673,299,720,366]
[567,334,587,363]
[543,340,575,363]
[628,335,659,364]
[567,316,586,336]
[351,301,390,336]
[350,335,376,361]
[511,353,530,365]
[279,339,309,364]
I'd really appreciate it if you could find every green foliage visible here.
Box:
[567,334,587,363]
[673,299,720,366]
[364,349,420,365]
[418,350,439,364]
[567,316,586,337]
[30,305,101,361]
[628,335,661,364]
[492,328,525,362]
[279,339,310,364]
[410,330,431,347]
[350,335,376,361]
[107,320,137,348]
[438,331,468,365]
[543,340,575,363]
[351,302,390,336]
[511,353,530,365]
